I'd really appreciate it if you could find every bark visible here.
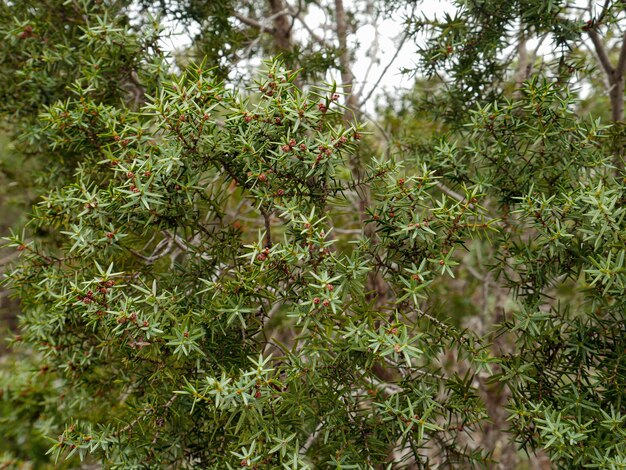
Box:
[588,28,626,170]
[334,0,359,122]
[513,31,528,96]
[268,0,292,51]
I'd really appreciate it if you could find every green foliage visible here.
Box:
[2,1,626,469]
[1,59,497,467]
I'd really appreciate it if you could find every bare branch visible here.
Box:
[588,28,615,78]
[334,0,358,120]
[299,420,324,455]
[288,6,327,45]
[595,0,611,25]
[358,5,416,108]
[233,12,271,32]
[616,32,626,77]
[262,209,272,248]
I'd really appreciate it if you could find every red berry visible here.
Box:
[313,297,320,305]
[322,299,330,307]
[257,253,267,262]
[258,173,267,182]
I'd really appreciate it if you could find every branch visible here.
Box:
[129,236,173,264]
[334,0,358,120]
[233,12,273,32]
[358,4,416,108]
[595,0,611,26]
[616,31,626,77]
[299,420,324,454]
[358,29,409,107]
[588,28,615,78]
[262,209,272,248]
[288,6,327,45]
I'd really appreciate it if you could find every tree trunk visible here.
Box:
[268,0,292,51]
[334,0,359,122]
[610,74,624,123]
